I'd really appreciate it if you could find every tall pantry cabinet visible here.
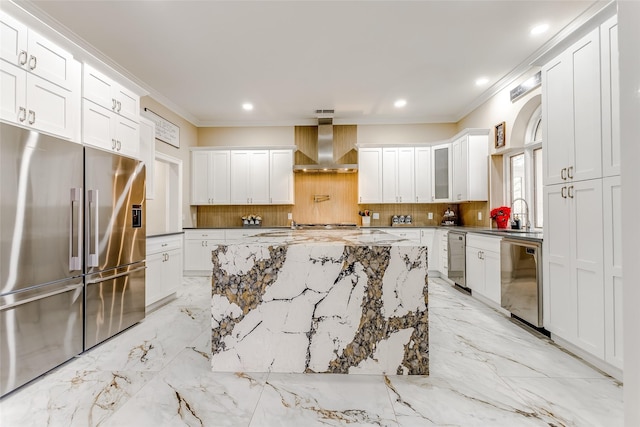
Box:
[542,15,622,372]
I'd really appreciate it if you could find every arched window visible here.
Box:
[505,105,543,229]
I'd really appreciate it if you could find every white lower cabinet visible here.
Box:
[466,234,501,305]
[419,228,437,273]
[146,234,183,308]
[183,229,225,275]
[434,229,448,276]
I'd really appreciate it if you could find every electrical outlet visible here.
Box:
[373,212,380,220]
[477,211,483,221]
[287,213,293,220]
[428,212,433,220]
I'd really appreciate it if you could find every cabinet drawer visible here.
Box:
[147,235,182,254]
[225,228,274,241]
[184,229,225,241]
[388,229,421,242]
[466,234,501,253]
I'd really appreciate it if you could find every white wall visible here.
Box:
[619,1,640,425]
[141,97,197,229]
[357,123,456,145]
[198,126,295,147]
[456,68,541,154]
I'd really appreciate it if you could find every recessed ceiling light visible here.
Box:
[530,23,549,36]
[394,99,407,108]
[242,103,254,111]
[475,77,489,86]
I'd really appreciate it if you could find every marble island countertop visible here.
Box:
[225,228,423,246]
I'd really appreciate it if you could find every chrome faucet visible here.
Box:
[510,198,531,231]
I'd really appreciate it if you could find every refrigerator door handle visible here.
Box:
[85,265,147,284]
[88,189,99,267]
[0,283,83,311]
[69,188,83,271]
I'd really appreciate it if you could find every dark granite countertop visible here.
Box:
[147,231,184,238]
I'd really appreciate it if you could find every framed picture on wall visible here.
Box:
[495,122,506,149]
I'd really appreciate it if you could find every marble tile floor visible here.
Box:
[0,276,623,426]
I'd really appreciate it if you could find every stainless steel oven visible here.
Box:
[447,231,467,290]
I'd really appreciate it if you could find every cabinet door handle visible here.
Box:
[561,168,567,180]
[161,243,168,247]
[117,101,122,112]
[567,166,574,179]
[28,55,37,70]
[112,139,117,149]
[18,107,26,122]
[561,186,567,199]
[117,140,122,151]
[112,98,117,110]
[568,185,574,199]
[27,110,35,124]
[18,50,27,65]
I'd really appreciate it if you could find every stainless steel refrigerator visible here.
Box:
[0,123,146,397]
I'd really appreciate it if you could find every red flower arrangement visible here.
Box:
[490,206,511,229]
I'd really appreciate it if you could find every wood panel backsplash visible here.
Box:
[292,173,360,224]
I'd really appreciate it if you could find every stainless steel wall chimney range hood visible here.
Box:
[293,111,358,173]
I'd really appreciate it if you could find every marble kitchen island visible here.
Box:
[210,229,429,375]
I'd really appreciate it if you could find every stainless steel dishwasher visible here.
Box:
[500,238,542,327]
[447,231,467,291]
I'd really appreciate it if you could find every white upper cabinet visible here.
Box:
[0,11,79,140]
[431,143,452,202]
[543,27,602,186]
[452,131,489,202]
[1,12,76,91]
[82,64,140,157]
[382,147,414,203]
[83,64,139,122]
[230,150,270,205]
[191,150,231,205]
[269,149,294,204]
[414,147,432,203]
[191,148,293,206]
[600,15,620,177]
[82,99,139,158]
[358,147,383,203]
